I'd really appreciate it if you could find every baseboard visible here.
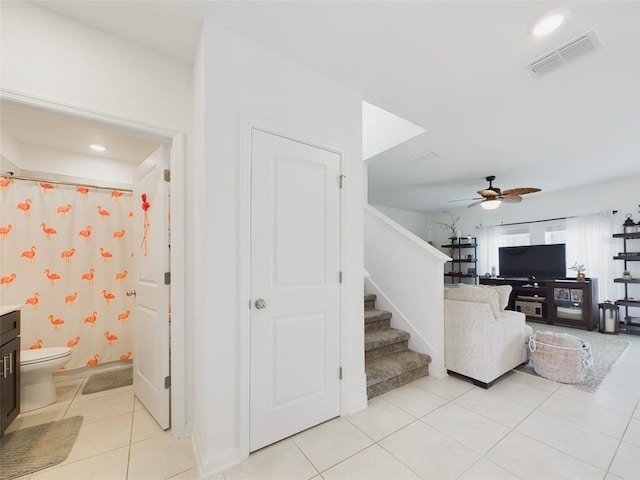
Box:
[192,426,247,479]
[342,393,368,416]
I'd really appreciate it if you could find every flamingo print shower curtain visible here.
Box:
[0,177,134,370]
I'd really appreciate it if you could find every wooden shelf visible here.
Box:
[443,237,477,285]
[614,278,640,284]
[613,232,640,239]
[517,295,546,301]
[615,299,640,307]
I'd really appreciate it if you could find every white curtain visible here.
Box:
[566,212,618,303]
[476,225,501,278]
[0,178,134,370]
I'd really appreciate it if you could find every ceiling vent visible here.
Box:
[411,150,440,162]
[526,30,602,75]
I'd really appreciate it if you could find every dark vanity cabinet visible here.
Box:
[1,309,20,436]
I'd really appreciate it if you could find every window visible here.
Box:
[545,225,567,244]
[500,228,529,247]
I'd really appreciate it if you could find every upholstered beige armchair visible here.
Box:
[444,285,531,388]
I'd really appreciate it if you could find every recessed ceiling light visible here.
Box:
[530,8,570,37]
[90,144,107,152]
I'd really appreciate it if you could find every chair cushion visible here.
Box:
[444,285,501,319]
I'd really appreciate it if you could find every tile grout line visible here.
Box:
[125,394,136,479]
[511,394,617,475]
[603,396,640,478]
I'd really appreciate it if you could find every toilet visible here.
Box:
[20,347,72,412]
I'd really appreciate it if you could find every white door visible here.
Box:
[132,145,170,429]
[250,129,341,452]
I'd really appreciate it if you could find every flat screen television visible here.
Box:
[499,244,566,280]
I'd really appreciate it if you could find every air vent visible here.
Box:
[526,30,602,75]
[411,150,440,162]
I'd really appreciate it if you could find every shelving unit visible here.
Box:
[480,277,598,330]
[613,232,640,334]
[442,237,477,285]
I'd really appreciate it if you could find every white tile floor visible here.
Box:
[8,329,640,480]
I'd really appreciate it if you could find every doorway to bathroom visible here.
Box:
[0,95,185,433]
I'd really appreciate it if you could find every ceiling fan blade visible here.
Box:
[449,196,482,203]
[501,195,522,203]
[477,189,499,197]
[501,187,541,196]
[467,199,485,208]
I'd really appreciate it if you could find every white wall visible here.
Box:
[372,204,432,242]
[1,1,194,437]
[193,23,365,476]
[0,2,192,131]
[364,206,449,378]
[381,177,640,289]
[430,176,640,247]
[1,129,23,171]
[2,141,135,188]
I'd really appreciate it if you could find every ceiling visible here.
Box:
[15,1,640,212]
[1,101,161,164]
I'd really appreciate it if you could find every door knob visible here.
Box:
[126,290,136,297]
[254,298,267,309]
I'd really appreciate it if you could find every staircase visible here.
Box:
[364,294,431,399]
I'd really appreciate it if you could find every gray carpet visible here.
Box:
[518,322,630,392]
[0,416,83,480]
[82,366,133,394]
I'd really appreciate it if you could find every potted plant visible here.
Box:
[570,262,586,282]
[435,211,460,243]
[623,270,632,280]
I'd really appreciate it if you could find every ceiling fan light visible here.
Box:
[481,199,502,210]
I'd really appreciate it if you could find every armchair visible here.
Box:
[444,285,531,388]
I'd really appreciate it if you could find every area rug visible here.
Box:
[82,366,133,394]
[0,416,83,480]
[517,323,630,392]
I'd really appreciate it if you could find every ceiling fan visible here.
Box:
[468,176,541,209]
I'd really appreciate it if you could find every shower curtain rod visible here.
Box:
[1,173,133,193]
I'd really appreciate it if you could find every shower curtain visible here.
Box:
[0,177,134,370]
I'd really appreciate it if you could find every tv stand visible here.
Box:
[479,277,598,330]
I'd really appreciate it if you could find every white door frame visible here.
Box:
[0,88,187,437]
[238,115,346,459]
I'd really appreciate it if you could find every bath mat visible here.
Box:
[517,322,629,392]
[0,416,83,480]
[82,366,133,394]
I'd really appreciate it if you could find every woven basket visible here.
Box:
[528,331,592,384]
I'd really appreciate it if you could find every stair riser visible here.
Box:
[365,319,390,332]
[366,340,409,361]
[367,365,429,399]
[364,300,376,311]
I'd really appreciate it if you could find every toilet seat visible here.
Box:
[21,347,72,366]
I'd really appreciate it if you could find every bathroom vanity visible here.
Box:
[1,306,21,436]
